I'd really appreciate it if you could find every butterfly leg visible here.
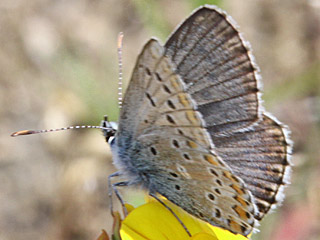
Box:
[108,172,129,216]
[149,192,192,237]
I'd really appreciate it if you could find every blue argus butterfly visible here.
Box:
[13,5,292,237]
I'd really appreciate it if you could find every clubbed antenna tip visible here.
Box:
[11,130,38,137]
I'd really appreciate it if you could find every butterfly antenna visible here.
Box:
[117,32,124,109]
[11,125,113,137]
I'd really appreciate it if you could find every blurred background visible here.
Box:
[1,0,319,239]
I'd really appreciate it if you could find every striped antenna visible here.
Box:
[11,125,113,137]
[117,32,124,108]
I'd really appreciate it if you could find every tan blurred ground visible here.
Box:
[0,0,319,239]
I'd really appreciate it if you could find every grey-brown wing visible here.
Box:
[165,5,261,135]
[212,114,292,220]
[135,129,257,236]
[117,37,258,236]
[164,5,292,220]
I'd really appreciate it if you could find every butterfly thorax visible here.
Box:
[100,118,145,187]
[111,133,156,188]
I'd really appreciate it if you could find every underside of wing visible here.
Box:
[164,5,292,220]
[117,5,291,234]
[117,36,259,235]
[212,114,292,220]
[117,39,164,140]
[134,129,257,236]
[118,38,214,149]
[165,6,261,135]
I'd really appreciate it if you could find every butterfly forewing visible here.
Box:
[165,6,261,135]
[116,37,258,235]
[117,39,164,140]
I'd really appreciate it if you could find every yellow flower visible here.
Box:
[117,198,250,240]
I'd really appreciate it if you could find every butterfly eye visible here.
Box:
[108,136,116,145]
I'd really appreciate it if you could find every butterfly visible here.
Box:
[101,5,292,237]
[11,4,292,237]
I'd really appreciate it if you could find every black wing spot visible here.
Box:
[215,208,221,218]
[183,153,191,160]
[166,115,175,124]
[172,139,180,148]
[215,188,221,195]
[155,72,162,81]
[232,175,240,183]
[177,129,184,135]
[167,100,176,109]
[146,92,156,107]
[150,147,157,155]
[170,172,179,178]
[163,84,171,94]
[216,179,222,186]
[208,193,215,201]
[241,225,247,234]
[209,168,219,177]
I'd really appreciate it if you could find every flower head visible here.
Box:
[116,198,250,240]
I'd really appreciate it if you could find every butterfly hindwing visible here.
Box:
[212,114,292,220]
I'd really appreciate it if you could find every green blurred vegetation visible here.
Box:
[132,0,223,40]
[264,61,320,105]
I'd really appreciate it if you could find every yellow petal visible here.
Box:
[210,227,250,240]
[191,232,218,240]
[120,199,250,240]
[125,203,135,214]
[121,201,191,239]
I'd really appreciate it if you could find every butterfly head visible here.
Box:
[101,115,117,144]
